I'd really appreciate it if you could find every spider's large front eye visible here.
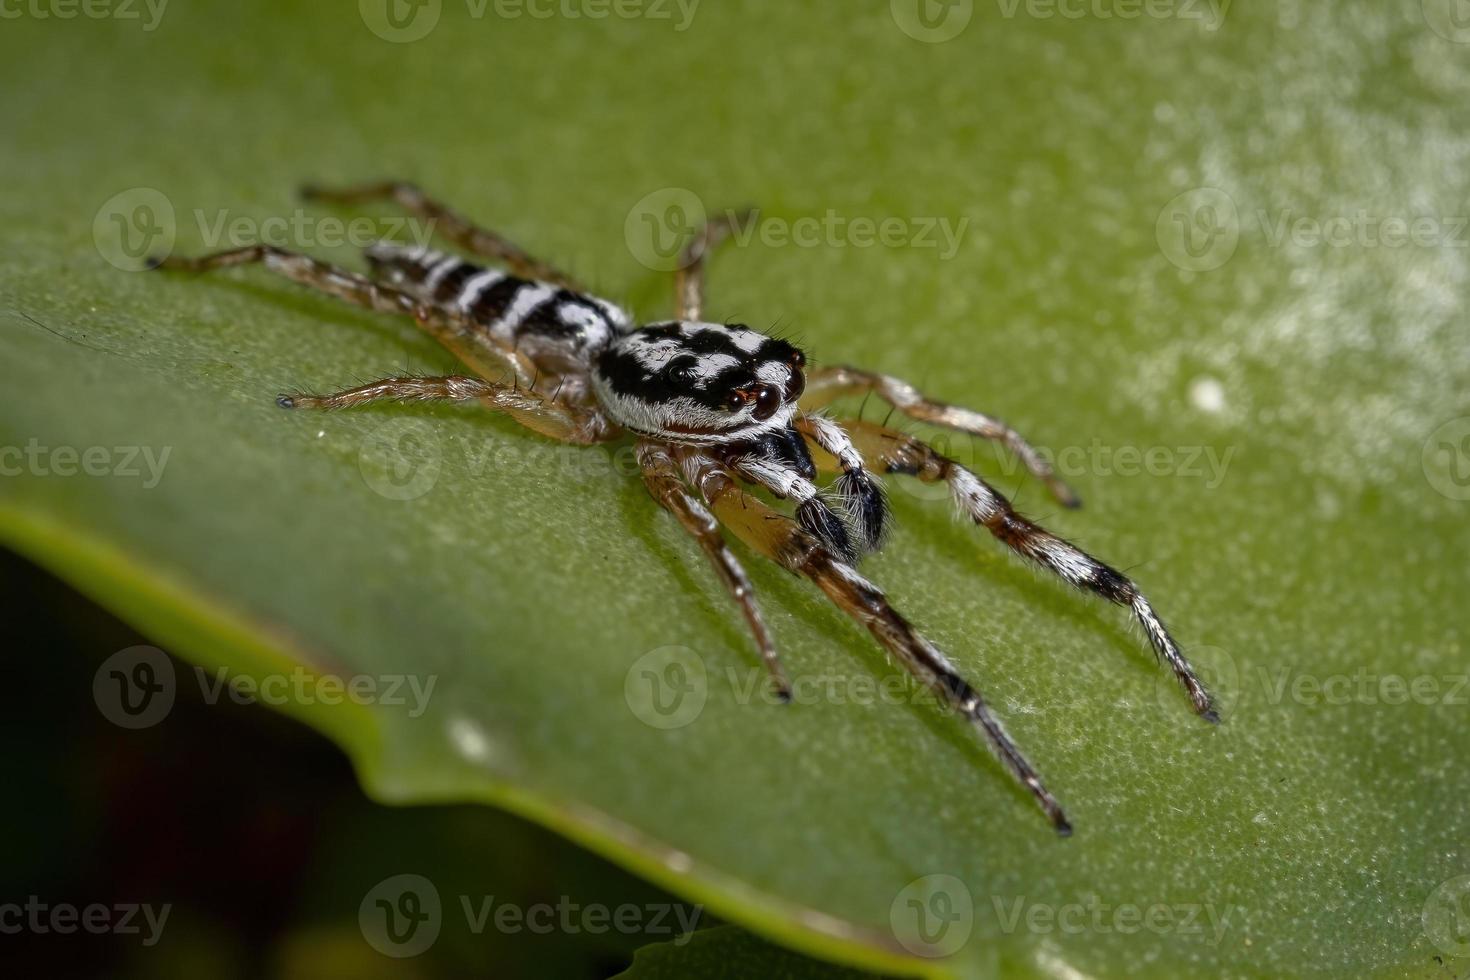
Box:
[751,383,783,421]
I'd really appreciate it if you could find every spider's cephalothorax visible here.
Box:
[590,320,886,561]
[154,181,1221,836]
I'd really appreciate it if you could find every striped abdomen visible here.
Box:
[365,241,630,363]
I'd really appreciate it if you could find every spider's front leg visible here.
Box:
[817,418,1218,721]
[674,207,756,321]
[299,180,584,291]
[678,448,1073,835]
[281,374,616,445]
[801,365,1081,509]
[636,442,791,702]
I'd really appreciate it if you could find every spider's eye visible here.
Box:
[668,359,698,386]
[751,383,783,421]
[785,369,806,401]
[789,349,806,369]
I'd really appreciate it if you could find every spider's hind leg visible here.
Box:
[152,245,419,318]
[281,374,614,445]
[299,180,584,291]
[827,418,1217,721]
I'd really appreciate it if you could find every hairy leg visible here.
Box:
[300,180,584,291]
[801,365,1079,508]
[153,244,536,387]
[282,374,615,445]
[674,208,756,321]
[827,418,1217,720]
[637,442,790,701]
[678,447,1072,834]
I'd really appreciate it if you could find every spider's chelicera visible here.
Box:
[154,181,1219,835]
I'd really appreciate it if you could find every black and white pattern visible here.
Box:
[590,320,805,444]
[366,241,630,362]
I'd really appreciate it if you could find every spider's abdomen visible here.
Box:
[365,242,630,367]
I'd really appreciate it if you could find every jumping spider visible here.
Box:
[154,181,1219,834]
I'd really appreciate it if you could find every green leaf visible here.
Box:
[2,2,1466,976]
[617,925,878,980]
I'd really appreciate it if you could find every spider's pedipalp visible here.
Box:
[728,452,857,563]
[637,441,791,702]
[801,365,1081,509]
[834,419,1218,721]
[795,413,890,556]
[679,448,1072,834]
